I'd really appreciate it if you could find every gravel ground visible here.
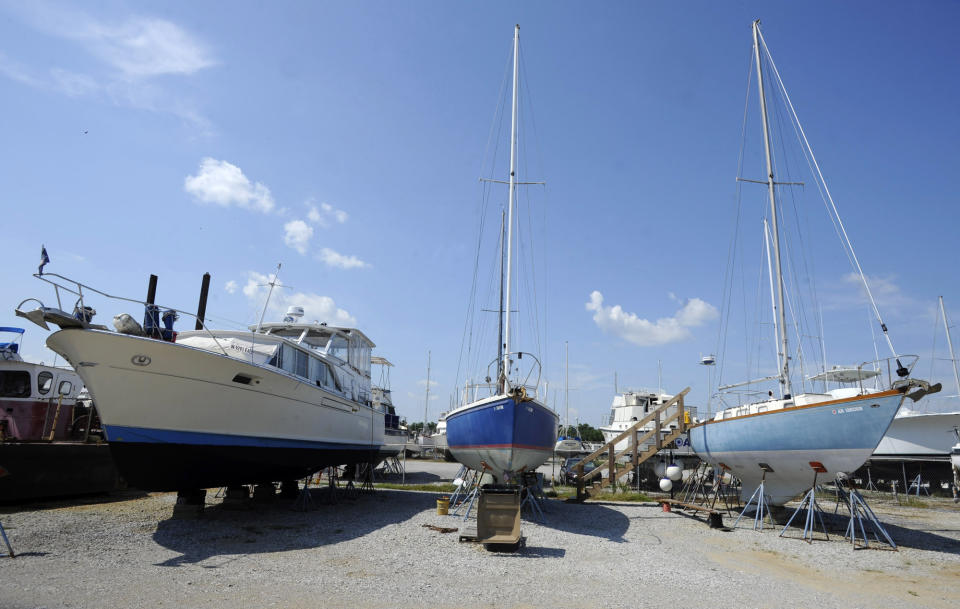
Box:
[1,460,958,609]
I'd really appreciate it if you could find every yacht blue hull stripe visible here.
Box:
[104,425,373,451]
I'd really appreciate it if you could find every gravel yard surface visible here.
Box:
[1,461,958,609]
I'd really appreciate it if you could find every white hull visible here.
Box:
[47,329,382,489]
[873,411,960,458]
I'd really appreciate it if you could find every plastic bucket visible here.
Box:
[436,497,450,515]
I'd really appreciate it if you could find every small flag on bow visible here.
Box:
[39,246,50,275]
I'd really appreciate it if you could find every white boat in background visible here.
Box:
[371,356,405,460]
[20,274,386,492]
[600,390,696,457]
[689,21,938,506]
[554,343,584,457]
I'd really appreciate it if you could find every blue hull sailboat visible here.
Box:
[446,25,558,482]
[689,21,938,506]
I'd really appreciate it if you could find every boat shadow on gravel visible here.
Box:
[152,488,433,567]
[534,500,631,543]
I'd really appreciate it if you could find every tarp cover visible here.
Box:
[178,335,279,366]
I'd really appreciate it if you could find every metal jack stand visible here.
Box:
[864,466,879,492]
[519,472,546,522]
[844,487,896,550]
[780,464,829,542]
[292,476,316,512]
[448,466,471,506]
[733,465,774,531]
[0,521,14,558]
[906,473,929,497]
[452,469,483,521]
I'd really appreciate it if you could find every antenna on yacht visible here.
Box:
[423,350,431,434]
[255,263,282,333]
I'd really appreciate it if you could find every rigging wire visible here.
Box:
[757,28,898,359]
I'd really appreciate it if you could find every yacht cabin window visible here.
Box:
[0,371,30,398]
[37,371,53,395]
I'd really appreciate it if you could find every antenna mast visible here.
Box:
[255,263,282,333]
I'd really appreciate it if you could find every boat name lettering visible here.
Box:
[131,355,151,367]
[831,406,863,415]
[229,344,254,355]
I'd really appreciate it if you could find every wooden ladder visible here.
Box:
[575,387,691,501]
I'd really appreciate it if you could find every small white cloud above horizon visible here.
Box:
[224,280,238,294]
[317,247,369,270]
[586,291,718,346]
[242,270,355,326]
[283,220,314,255]
[307,201,349,227]
[184,158,275,213]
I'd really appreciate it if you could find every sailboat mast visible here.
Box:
[564,341,569,429]
[502,24,519,392]
[940,296,960,397]
[423,350,431,433]
[753,20,792,398]
[497,210,506,391]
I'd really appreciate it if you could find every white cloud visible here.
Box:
[317,247,369,270]
[586,291,718,346]
[184,158,275,213]
[417,379,439,388]
[0,7,214,130]
[243,271,355,326]
[224,280,238,294]
[307,201,349,227]
[283,220,313,255]
[50,68,98,97]
[80,17,215,78]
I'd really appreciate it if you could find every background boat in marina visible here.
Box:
[0,326,120,502]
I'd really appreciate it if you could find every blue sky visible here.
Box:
[2,1,958,428]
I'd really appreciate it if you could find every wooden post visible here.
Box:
[608,445,615,491]
[631,424,639,488]
[679,394,687,433]
[655,411,662,451]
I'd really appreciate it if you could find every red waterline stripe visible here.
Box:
[449,443,552,450]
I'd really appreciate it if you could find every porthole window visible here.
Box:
[38,371,53,395]
[58,380,73,396]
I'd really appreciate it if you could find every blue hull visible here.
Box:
[689,390,905,504]
[446,395,558,480]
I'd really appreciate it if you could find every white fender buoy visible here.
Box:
[666,464,682,481]
[659,478,673,492]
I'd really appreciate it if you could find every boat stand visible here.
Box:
[733,468,773,531]
[0,521,14,558]
[843,487,896,550]
[780,469,829,542]
[447,466,471,507]
[863,466,879,492]
[292,476,316,512]
[519,472,546,522]
[906,473,929,497]
[452,468,483,521]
